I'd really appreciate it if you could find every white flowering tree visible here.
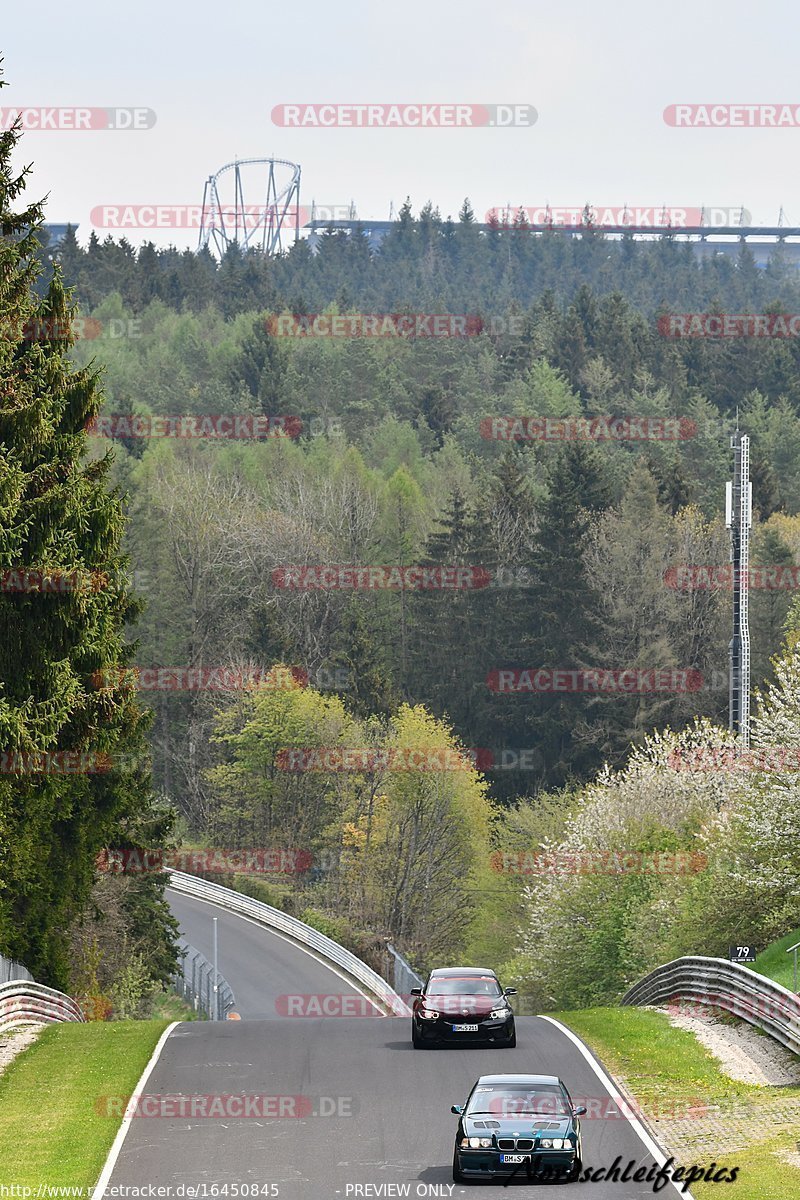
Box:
[513,641,800,1008]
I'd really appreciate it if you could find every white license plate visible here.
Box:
[500,1154,530,1164]
[452,1023,479,1032]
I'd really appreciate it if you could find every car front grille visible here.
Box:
[497,1138,534,1151]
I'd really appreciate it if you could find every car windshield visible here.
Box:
[427,976,502,996]
[467,1084,570,1117]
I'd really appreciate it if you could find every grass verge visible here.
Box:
[150,989,199,1022]
[556,1007,800,1200]
[753,927,800,992]
[0,1020,169,1187]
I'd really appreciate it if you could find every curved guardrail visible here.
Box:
[622,955,800,1056]
[0,980,86,1032]
[168,870,410,1016]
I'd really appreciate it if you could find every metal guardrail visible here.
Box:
[173,937,236,1019]
[0,980,86,1032]
[0,953,34,985]
[386,943,423,997]
[622,954,800,1056]
[168,870,410,1016]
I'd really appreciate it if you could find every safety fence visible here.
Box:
[173,937,236,1019]
[0,953,34,985]
[385,943,423,997]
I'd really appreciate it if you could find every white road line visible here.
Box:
[169,888,387,1017]
[539,1016,695,1199]
[93,1021,179,1200]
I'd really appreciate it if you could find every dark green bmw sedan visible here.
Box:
[450,1073,585,1183]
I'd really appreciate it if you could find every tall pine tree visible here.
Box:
[519,443,611,788]
[0,83,164,982]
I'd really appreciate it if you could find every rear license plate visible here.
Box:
[500,1154,530,1164]
[452,1023,479,1032]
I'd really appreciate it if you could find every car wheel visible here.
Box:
[561,1157,581,1182]
[452,1149,467,1184]
[412,1023,423,1048]
[504,1029,517,1048]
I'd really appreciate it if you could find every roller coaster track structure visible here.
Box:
[198,158,301,256]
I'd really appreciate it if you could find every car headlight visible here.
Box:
[489,1006,511,1020]
[540,1138,552,1148]
[419,1009,440,1020]
[539,1138,566,1149]
[467,1137,492,1148]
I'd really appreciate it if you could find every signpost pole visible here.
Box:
[788,942,800,994]
[213,916,219,1021]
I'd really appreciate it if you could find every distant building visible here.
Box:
[304,219,800,269]
[42,223,78,248]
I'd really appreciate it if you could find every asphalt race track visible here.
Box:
[168,890,383,1019]
[99,890,693,1199]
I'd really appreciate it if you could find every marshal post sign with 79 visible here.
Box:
[729,944,757,963]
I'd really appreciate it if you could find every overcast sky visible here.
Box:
[3,1,800,249]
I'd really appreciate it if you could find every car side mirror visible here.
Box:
[503,987,517,996]
[451,1105,464,1115]
[410,987,422,996]
[573,1106,587,1117]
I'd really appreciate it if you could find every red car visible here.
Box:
[410,967,517,1048]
